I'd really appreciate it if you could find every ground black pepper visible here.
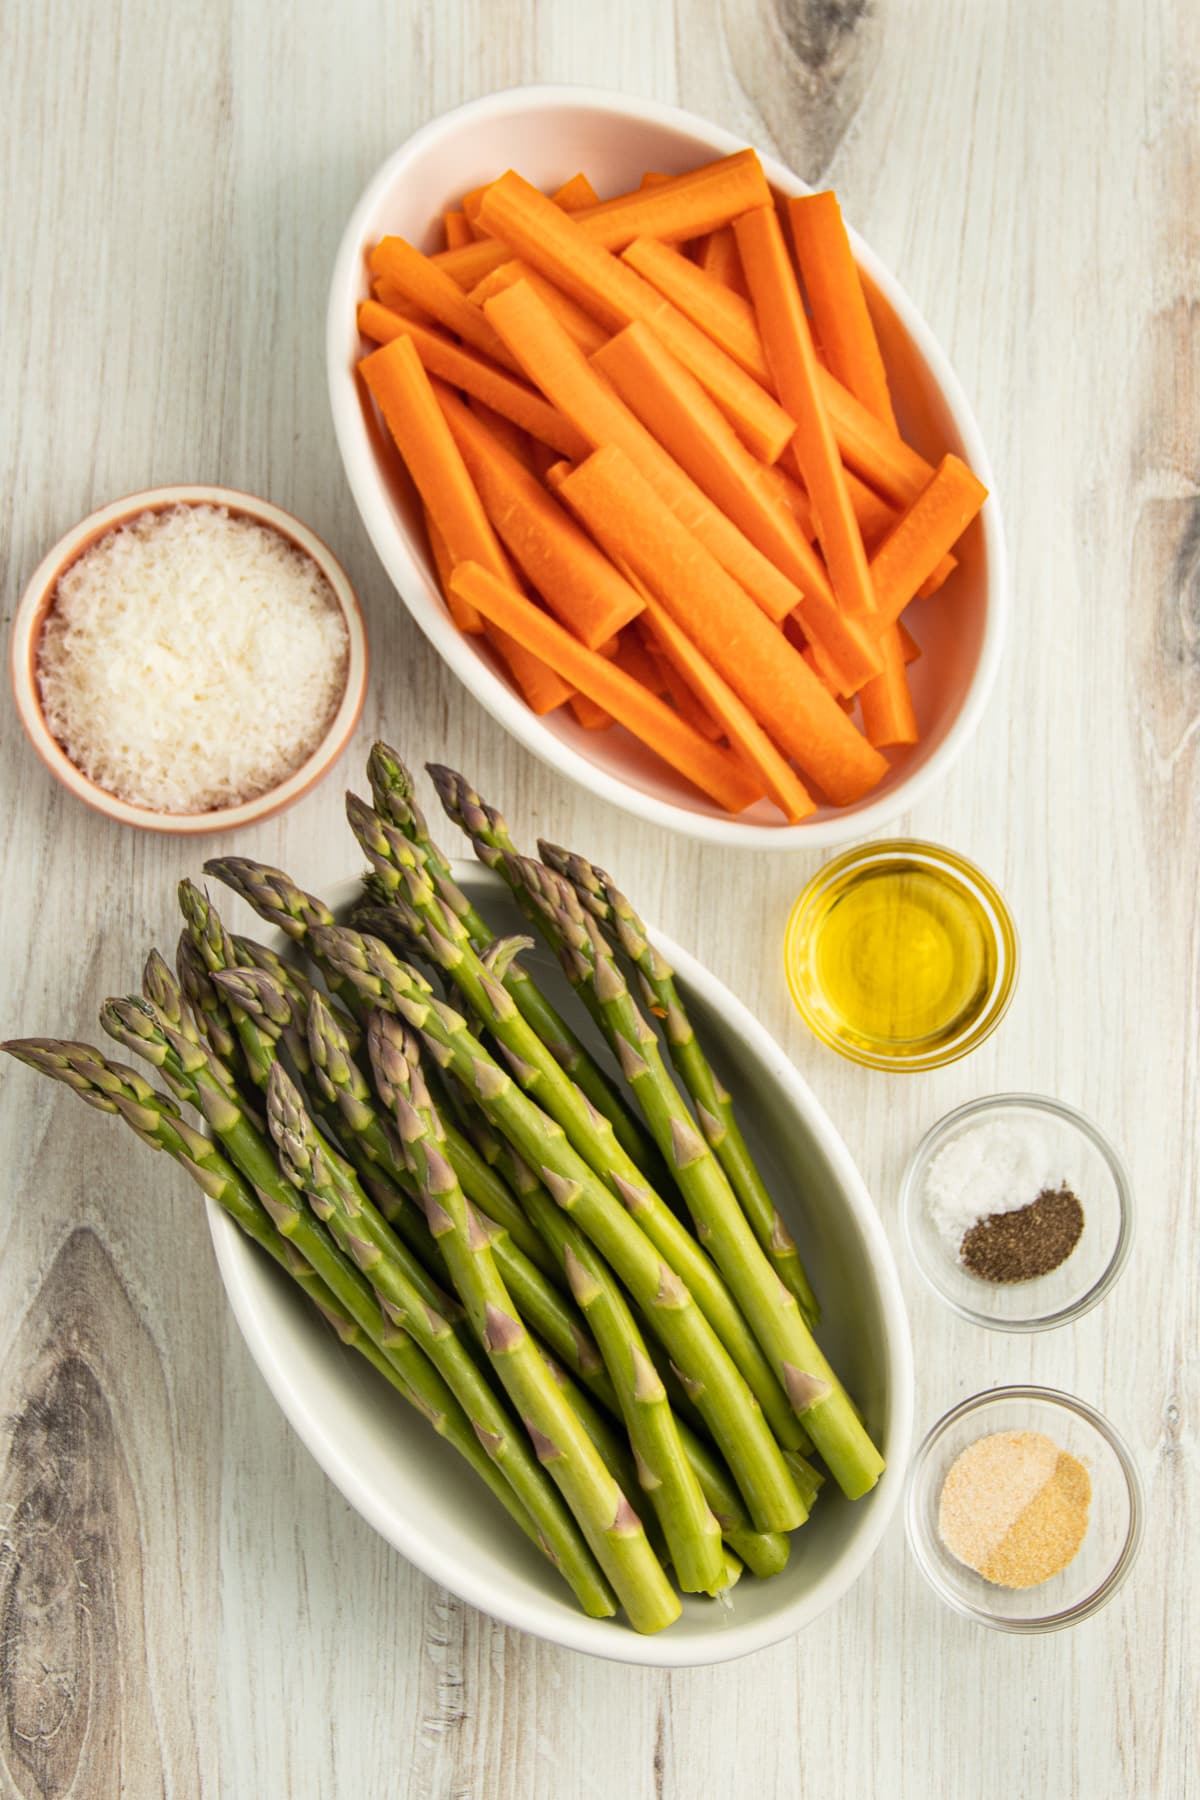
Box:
[960,1185,1085,1282]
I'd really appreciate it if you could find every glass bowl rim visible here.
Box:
[904,1383,1144,1633]
[782,837,1020,1072]
[898,1091,1134,1331]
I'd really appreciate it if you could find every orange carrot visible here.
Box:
[553,172,600,210]
[469,262,609,356]
[641,597,815,821]
[460,184,490,231]
[371,279,433,324]
[858,628,918,747]
[464,395,536,469]
[569,693,614,730]
[868,452,988,627]
[444,210,473,250]
[622,238,938,505]
[369,236,523,373]
[591,321,837,609]
[787,192,897,431]
[695,226,749,296]
[560,446,888,805]
[449,562,763,814]
[735,205,877,620]
[611,628,667,693]
[477,173,795,462]
[356,301,587,459]
[422,508,571,712]
[639,172,673,187]
[431,151,773,289]
[484,280,803,623]
[636,623,725,743]
[435,381,645,650]
[845,467,956,594]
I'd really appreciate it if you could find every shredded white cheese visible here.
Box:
[38,505,349,814]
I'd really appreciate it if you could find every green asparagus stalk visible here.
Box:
[231,932,363,1055]
[203,858,364,1020]
[451,1123,797,1580]
[177,880,278,1090]
[175,932,239,1063]
[371,1010,729,1596]
[343,793,804,1456]
[214,965,608,1392]
[310,926,805,1534]
[362,1018,680,1632]
[267,1061,626,1625]
[0,1038,550,1562]
[541,843,820,1325]
[366,742,664,1179]
[508,857,884,1500]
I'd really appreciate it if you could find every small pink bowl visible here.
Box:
[11,484,368,835]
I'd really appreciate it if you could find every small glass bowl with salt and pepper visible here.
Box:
[905,1387,1143,1631]
[900,1093,1133,1330]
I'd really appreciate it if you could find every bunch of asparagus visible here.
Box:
[3,743,883,1634]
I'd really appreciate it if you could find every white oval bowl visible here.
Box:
[206,870,913,1666]
[327,86,1006,848]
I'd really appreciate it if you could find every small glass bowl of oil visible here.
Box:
[784,840,1019,1071]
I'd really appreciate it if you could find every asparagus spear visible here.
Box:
[449,1121,797,1579]
[310,926,806,1533]
[366,742,665,1180]
[541,843,819,1325]
[343,794,804,1455]
[0,1038,550,1562]
[371,1009,729,1597]
[506,858,883,1500]
[175,931,239,1063]
[202,858,364,1020]
[213,966,608,1393]
[364,1018,682,1630]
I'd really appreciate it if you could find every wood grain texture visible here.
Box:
[0,0,1195,1795]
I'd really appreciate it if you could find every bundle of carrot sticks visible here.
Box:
[356,151,989,822]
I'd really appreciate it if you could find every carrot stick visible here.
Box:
[526,437,562,482]
[430,151,773,290]
[477,174,796,462]
[356,300,587,459]
[591,320,836,608]
[422,506,574,712]
[636,624,725,742]
[369,236,523,373]
[469,262,609,356]
[695,225,749,296]
[845,468,956,594]
[611,628,667,694]
[622,238,939,505]
[588,322,881,689]
[868,452,989,627]
[459,184,490,232]
[444,210,473,250]
[553,172,600,210]
[560,446,888,805]
[569,693,614,730]
[787,192,898,432]
[371,280,433,324]
[449,562,764,814]
[484,280,803,623]
[464,396,536,469]
[434,381,646,650]
[641,598,815,821]
[735,205,878,621]
[639,172,673,188]
[858,628,918,747]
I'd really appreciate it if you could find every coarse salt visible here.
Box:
[922,1117,1072,1247]
[37,504,349,814]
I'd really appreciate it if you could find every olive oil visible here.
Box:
[785,844,1017,1069]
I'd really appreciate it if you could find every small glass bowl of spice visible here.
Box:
[900,1093,1132,1329]
[784,841,1019,1071]
[905,1386,1143,1631]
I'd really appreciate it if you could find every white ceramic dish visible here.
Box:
[11,485,368,834]
[327,86,1007,847]
[205,870,914,1665]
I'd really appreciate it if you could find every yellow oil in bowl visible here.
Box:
[785,842,1018,1071]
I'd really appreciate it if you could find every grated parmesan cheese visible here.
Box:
[37,505,350,814]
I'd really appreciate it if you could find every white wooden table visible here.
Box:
[2,3,1195,1794]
